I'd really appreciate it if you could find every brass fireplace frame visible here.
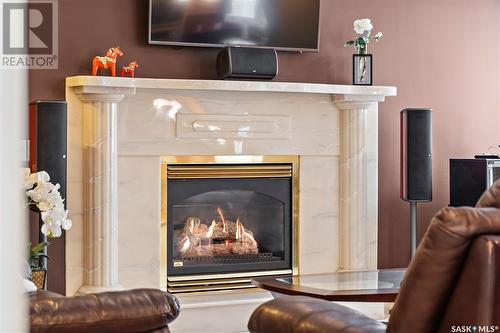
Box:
[160,155,300,293]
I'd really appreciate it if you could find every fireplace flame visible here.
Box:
[178,235,191,254]
[235,218,242,240]
[238,219,257,247]
[217,207,228,233]
[205,220,217,238]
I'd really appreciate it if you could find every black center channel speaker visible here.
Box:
[29,100,67,294]
[400,108,432,256]
[216,46,278,80]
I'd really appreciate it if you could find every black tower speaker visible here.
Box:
[29,100,67,294]
[216,46,278,80]
[400,108,433,202]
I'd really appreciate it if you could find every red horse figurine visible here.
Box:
[91,47,123,77]
[120,61,139,78]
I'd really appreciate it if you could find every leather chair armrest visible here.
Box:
[248,296,387,333]
[438,235,500,331]
[30,288,180,333]
[29,290,64,301]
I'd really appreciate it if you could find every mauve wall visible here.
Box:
[29,0,500,272]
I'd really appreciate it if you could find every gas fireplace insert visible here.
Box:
[161,156,299,293]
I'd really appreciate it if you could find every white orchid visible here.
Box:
[24,168,37,189]
[40,206,71,238]
[37,200,55,212]
[26,181,53,203]
[24,168,51,190]
[41,223,62,238]
[41,206,66,224]
[62,218,72,231]
[345,18,383,54]
[25,169,72,238]
[36,183,64,211]
[36,171,50,183]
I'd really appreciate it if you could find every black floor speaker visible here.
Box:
[29,100,67,294]
[400,108,433,202]
[216,46,278,80]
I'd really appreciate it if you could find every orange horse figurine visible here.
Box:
[120,61,139,78]
[91,47,123,76]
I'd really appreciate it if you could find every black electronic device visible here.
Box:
[450,159,500,207]
[216,46,278,80]
[474,154,500,159]
[148,0,321,52]
[400,108,433,256]
[400,108,433,202]
[29,100,67,294]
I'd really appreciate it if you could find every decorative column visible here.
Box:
[75,90,128,294]
[334,94,384,271]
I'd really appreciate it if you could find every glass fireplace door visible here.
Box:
[167,169,292,277]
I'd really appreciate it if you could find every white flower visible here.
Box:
[41,223,62,237]
[24,168,38,190]
[41,207,66,225]
[24,170,51,190]
[37,200,55,211]
[374,32,383,39]
[40,207,67,238]
[51,226,62,237]
[26,182,54,202]
[42,184,64,210]
[62,218,72,231]
[354,18,373,34]
[25,168,72,238]
[41,207,72,235]
[29,182,63,212]
[36,171,50,183]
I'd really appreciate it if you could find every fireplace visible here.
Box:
[161,156,299,293]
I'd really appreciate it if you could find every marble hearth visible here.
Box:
[65,76,396,332]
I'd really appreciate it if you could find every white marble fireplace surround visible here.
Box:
[66,76,396,332]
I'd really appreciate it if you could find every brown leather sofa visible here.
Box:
[30,288,180,333]
[248,181,500,333]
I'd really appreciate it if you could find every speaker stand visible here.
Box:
[410,201,417,256]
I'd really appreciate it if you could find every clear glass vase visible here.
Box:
[353,47,372,85]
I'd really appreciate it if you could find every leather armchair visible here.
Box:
[248,181,500,333]
[30,288,180,333]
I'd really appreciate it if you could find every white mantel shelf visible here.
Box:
[66,75,396,97]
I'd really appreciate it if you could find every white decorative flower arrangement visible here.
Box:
[345,18,383,54]
[24,169,72,238]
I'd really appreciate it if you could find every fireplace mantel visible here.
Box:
[67,75,396,97]
[66,76,396,331]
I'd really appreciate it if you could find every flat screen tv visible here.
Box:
[148,0,321,52]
